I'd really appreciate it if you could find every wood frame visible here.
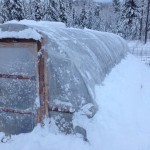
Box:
[0,38,49,124]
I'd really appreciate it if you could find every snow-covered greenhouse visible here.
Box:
[0,20,128,136]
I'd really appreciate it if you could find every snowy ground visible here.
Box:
[128,40,150,49]
[0,53,150,150]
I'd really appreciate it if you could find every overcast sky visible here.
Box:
[95,0,112,2]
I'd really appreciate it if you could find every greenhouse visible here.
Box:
[0,20,128,136]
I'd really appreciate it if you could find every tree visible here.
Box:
[92,4,102,30]
[139,0,145,40]
[32,0,43,21]
[44,0,59,21]
[145,0,150,43]
[78,7,87,28]
[118,0,139,39]
[58,0,67,23]
[11,0,25,21]
[22,0,33,20]
[0,0,12,23]
[86,0,95,29]
[112,0,120,12]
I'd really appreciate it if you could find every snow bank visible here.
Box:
[1,54,150,150]
[128,40,150,50]
[0,25,42,40]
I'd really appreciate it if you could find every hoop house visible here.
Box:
[0,21,128,135]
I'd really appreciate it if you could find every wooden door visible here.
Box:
[0,42,39,134]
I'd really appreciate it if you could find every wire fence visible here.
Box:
[130,47,150,66]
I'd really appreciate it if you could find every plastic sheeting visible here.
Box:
[0,42,37,134]
[45,29,127,111]
[0,21,128,135]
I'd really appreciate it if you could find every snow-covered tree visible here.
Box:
[118,0,139,39]
[32,0,43,21]
[65,0,73,27]
[11,0,25,21]
[145,0,150,43]
[112,0,120,12]
[0,0,12,23]
[86,0,95,29]
[22,0,33,20]
[58,0,67,23]
[44,0,59,21]
[92,4,102,30]
[139,0,145,40]
[78,7,87,28]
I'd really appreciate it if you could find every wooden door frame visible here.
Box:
[0,38,49,124]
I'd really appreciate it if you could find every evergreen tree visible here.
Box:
[23,0,33,20]
[139,0,145,40]
[45,0,59,21]
[0,0,12,23]
[92,4,102,30]
[65,0,74,27]
[145,0,150,43]
[118,0,139,39]
[32,0,43,21]
[58,0,67,23]
[112,0,120,12]
[11,0,25,21]
[78,8,87,28]
[86,0,95,29]
[72,8,78,27]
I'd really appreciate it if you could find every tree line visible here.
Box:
[0,0,149,43]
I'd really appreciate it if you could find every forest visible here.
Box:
[0,0,149,43]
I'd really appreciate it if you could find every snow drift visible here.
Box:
[1,54,150,150]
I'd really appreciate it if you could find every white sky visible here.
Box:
[95,0,123,3]
[95,0,112,2]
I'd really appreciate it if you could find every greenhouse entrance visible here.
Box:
[0,39,46,134]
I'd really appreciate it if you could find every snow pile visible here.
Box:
[5,20,66,28]
[0,53,150,150]
[0,27,42,40]
[128,40,150,50]
[128,40,150,66]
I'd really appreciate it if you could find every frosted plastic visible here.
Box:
[44,28,128,111]
[0,112,35,135]
[0,45,37,134]
[0,21,128,135]
[0,47,36,76]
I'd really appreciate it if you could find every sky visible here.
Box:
[95,0,123,3]
[95,0,112,2]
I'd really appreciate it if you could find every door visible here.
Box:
[0,42,39,134]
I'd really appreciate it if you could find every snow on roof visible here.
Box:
[0,23,42,40]
[0,20,121,42]
[0,20,66,40]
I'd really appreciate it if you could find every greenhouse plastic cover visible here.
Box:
[0,20,128,134]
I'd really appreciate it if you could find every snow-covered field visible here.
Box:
[128,41,150,65]
[0,54,150,150]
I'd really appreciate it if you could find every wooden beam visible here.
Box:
[0,107,34,115]
[0,74,36,81]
